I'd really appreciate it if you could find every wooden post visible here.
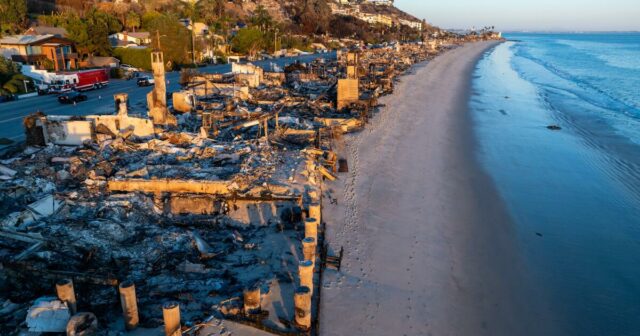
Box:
[119,280,139,330]
[302,237,317,266]
[309,202,321,226]
[162,302,181,336]
[243,286,261,315]
[55,278,76,315]
[299,260,314,295]
[305,217,318,241]
[294,286,312,330]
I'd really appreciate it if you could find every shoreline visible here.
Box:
[319,41,557,335]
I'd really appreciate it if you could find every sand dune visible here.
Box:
[319,41,558,336]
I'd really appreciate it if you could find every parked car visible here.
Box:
[137,76,155,87]
[58,92,88,104]
[120,64,139,72]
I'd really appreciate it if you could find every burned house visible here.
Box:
[0,41,445,335]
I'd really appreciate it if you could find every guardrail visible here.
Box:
[17,93,38,99]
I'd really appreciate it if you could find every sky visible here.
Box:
[394,0,640,32]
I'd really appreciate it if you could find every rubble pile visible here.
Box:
[0,41,454,334]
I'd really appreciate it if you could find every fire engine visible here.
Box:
[46,69,110,94]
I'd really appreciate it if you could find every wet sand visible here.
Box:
[319,41,557,336]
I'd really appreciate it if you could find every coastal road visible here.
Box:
[320,42,558,336]
[0,52,334,145]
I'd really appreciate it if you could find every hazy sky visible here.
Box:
[394,0,640,32]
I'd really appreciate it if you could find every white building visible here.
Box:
[364,0,394,6]
[399,19,423,30]
[108,32,151,48]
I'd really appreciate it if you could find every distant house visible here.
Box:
[399,19,423,30]
[0,34,77,71]
[24,26,68,38]
[310,43,328,51]
[191,22,209,37]
[108,32,151,48]
[358,13,393,27]
[364,0,394,5]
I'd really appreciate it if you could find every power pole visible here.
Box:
[155,30,162,51]
[274,28,279,53]
[191,22,196,65]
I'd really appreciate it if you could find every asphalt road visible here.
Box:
[0,52,335,145]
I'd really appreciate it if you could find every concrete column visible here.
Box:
[305,218,318,241]
[118,280,139,330]
[162,302,181,336]
[55,279,77,315]
[298,260,314,296]
[309,202,321,225]
[294,286,312,330]
[302,237,317,266]
[243,286,261,315]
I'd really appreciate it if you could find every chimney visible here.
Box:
[123,31,128,44]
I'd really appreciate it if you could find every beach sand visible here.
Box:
[319,41,557,336]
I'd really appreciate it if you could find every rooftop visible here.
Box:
[0,34,54,45]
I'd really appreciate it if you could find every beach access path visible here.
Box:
[319,41,557,336]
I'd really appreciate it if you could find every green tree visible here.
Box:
[0,59,32,95]
[231,28,264,57]
[85,9,122,56]
[250,5,273,32]
[3,74,31,94]
[142,12,193,67]
[126,12,141,32]
[0,57,20,78]
[40,10,121,57]
[0,0,27,35]
[197,0,225,25]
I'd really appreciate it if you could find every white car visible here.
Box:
[137,76,155,87]
[120,64,139,72]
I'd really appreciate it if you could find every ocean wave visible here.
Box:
[556,39,640,70]
[510,43,640,118]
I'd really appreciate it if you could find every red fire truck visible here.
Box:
[47,69,109,94]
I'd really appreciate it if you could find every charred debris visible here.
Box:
[1,42,445,335]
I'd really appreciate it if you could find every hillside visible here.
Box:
[359,2,420,22]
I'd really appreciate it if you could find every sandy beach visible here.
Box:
[319,41,557,336]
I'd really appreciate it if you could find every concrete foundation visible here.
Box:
[162,302,181,336]
[55,279,76,315]
[243,287,261,315]
[298,260,314,296]
[118,281,139,330]
[294,286,312,330]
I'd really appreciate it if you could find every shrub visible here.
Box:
[110,67,125,79]
[113,48,152,71]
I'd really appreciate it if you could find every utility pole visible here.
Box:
[155,30,162,51]
[190,22,196,65]
[274,28,279,54]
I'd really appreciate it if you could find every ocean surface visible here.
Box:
[470,33,640,335]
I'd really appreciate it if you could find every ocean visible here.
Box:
[470,33,640,335]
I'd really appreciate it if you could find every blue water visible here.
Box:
[470,33,640,335]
